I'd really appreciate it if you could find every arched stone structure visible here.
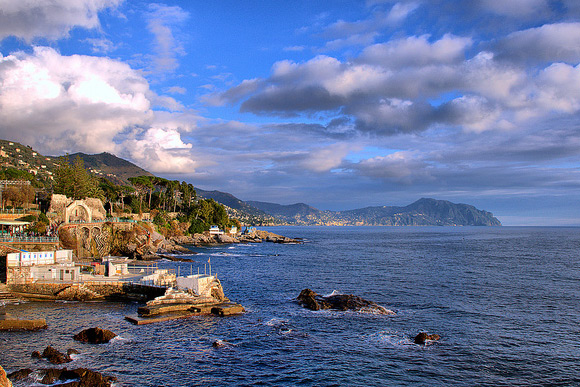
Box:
[65,201,93,223]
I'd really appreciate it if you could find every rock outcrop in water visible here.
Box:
[296,289,394,315]
[31,346,73,364]
[73,327,117,344]
[414,332,441,344]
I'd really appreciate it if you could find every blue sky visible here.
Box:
[1,0,580,225]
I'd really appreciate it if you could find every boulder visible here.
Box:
[40,368,63,384]
[7,368,31,382]
[67,349,80,356]
[414,332,441,344]
[297,289,394,315]
[216,234,237,244]
[37,367,116,387]
[212,339,229,348]
[297,289,321,311]
[70,367,117,387]
[0,365,12,387]
[73,327,117,344]
[41,346,72,364]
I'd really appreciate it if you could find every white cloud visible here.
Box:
[354,151,431,181]
[85,37,117,54]
[535,63,580,113]
[0,47,151,153]
[0,0,121,42]
[299,143,352,172]
[120,127,197,174]
[0,46,198,173]
[494,23,580,63]
[145,4,189,74]
[385,2,419,24]
[165,86,187,95]
[360,34,473,68]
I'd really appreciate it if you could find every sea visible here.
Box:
[1,226,579,386]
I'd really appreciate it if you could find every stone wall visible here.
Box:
[9,282,166,301]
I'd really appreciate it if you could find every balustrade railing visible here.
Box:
[0,235,59,243]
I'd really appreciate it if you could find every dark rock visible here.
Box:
[40,367,63,384]
[67,348,80,356]
[73,327,117,344]
[297,289,394,315]
[297,289,321,311]
[31,350,41,358]
[414,332,441,344]
[41,345,72,364]
[71,368,117,387]
[7,368,32,381]
[37,367,116,387]
[212,339,229,348]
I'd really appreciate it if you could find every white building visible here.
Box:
[6,249,79,283]
[176,274,216,297]
[209,225,224,235]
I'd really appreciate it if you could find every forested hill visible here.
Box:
[63,152,153,185]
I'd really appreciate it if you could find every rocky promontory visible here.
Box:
[59,221,300,260]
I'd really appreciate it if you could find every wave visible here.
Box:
[323,290,343,297]
[371,331,414,347]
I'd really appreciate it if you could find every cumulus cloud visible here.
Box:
[0,46,151,153]
[493,23,580,64]
[359,34,473,68]
[0,0,121,42]
[0,46,198,174]
[120,127,197,174]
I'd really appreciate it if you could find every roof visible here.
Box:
[0,220,31,226]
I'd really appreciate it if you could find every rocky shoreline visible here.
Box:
[128,229,302,260]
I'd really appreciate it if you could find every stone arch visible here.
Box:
[65,201,93,223]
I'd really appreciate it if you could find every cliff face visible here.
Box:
[58,222,187,260]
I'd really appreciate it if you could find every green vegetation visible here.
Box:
[53,156,104,200]
[0,139,244,234]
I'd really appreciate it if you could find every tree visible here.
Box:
[53,156,103,200]
[3,184,34,208]
[128,176,154,214]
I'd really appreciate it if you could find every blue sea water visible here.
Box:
[1,226,580,386]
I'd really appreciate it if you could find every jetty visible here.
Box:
[125,274,245,324]
[0,311,47,331]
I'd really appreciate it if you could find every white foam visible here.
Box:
[372,331,413,347]
[265,317,288,327]
[323,290,342,297]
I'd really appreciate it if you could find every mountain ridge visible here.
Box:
[0,139,501,226]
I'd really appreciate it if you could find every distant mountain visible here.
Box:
[62,152,153,185]
[195,188,284,226]
[331,198,502,226]
[243,197,501,226]
[0,138,501,226]
[247,201,320,218]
